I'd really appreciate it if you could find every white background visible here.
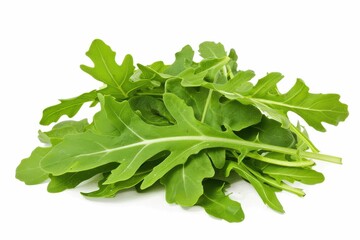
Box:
[1,0,359,239]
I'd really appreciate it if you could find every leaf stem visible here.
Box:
[135,92,164,97]
[289,124,319,153]
[300,151,342,164]
[246,152,315,167]
[201,90,214,123]
[226,65,234,79]
[242,163,305,196]
[82,135,342,165]
[201,66,227,123]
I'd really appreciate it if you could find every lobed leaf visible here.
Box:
[197,179,244,222]
[16,39,349,222]
[199,42,227,59]
[38,119,89,145]
[165,45,194,75]
[16,147,51,185]
[251,78,349,131]
[161,152,215,206]
[262,164,324,185]
[48,163,118,193]
[226,161,284,212]
[40,90,97,126]
[80,39,151,98]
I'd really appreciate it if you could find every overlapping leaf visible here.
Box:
[197,179,245,222]
[39,93,266,189]
[161,152,215,206]
[40,90,97,126]
[16,39,348,223]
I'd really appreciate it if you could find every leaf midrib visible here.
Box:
[71,135,336,163]
[219,90,346,114]
[95,45,127,97]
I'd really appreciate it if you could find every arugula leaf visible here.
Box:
[16,40,349,222]
[199,41,227,59]
[161,152,215,206]
[165,45,194,75]
[40,93,329,187]
[207,148,226,169]
[183,71,348,132]
[242,159,305,196]
[47,163,118,193]
[129,96,174,126]
[166,79,262,130]
[16,147,51,185]
[137,64,172,82]
[197,179,244,222]
[40,90,97,126]
[225,75,347,131]
[82,171,146,198]
[38,119,89,145]
[226,161,284,212]
[262,164,324,185]
[250,78,349,132]
[227,48,239,74]
[39,93,250,186]
[80,39,150,98]
[240,116,296,148]
[83,158,165,198]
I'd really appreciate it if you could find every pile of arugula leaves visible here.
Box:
[16,40,348,222]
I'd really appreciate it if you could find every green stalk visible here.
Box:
[201,90,214,123]
[226,65,234,79]
[242,163,305,197]
[289,124,319,153]
[246,152,315,167]
[201,65,229,123]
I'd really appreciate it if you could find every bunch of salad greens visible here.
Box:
[16,40,348,222]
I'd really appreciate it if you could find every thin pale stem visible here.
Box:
[242,163,305,196]
[226,65,235,79]
[246,152,315,167]
[289,124,319,153]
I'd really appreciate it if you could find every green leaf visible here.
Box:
[80,39,149,98]
[199,42,227,59]
[165,45,194,75]
[40,90,97,125]
[290,123,319,153]
[16,147,51,185]
[197,179,244,222]
[39,93,245,186]
[90,94,121,136]
[47,163,118,193]
[186,71,348,131]
[216,70,255,95]
[249,72,284,97]
[17,40,348,222]
[82,171,146,198]
[148,61,168,73]
[137,64,172,82]
[82,159,160,197]
[129,96,174,126]
[228,48,238,74]
[243,159,305,196]
[166,79,262,131]
[206,148,226,169]
[38,119,89,145]
[161,152,215,206]
[252,117,296,148]
[40,92,338,187]
[226,161,284,213]
[251,78,349,131]
[194,57,230,78]
[262,164,324,185]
